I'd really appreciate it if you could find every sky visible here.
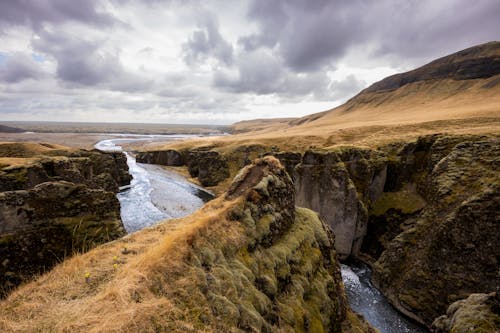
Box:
[0,0,499,125]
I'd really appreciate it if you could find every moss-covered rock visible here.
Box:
[136,149,185,166]
[371,136,499,325]
[187,150,230,186]
[0,149,131,192]
[162,156,375,332]
[0,181,124,297]
[431,292,500,333]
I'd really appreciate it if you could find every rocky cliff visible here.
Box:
[136,148,230,187]
[0,149,131,192]
[371,136,499,325]
[0,144,130,297]
[0,181,124,297]
[0,156,375,332]
[432,292,500,333]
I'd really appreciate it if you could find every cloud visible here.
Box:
[213,49,338,99]
[0,0,499,123]
[0,0,115,31]
[241,0,500,72]
[182,13,233,66]
[0,53,46,83]
[32,29,152,92]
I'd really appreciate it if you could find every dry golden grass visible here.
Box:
[0,142,72,157]
[154,75,500,155]
[0,196,241,332]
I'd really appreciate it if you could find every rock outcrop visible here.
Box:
[431,293,500,333]
[371,136,499,325]
[0,181,125,297]
[0,146,130,297]
[187,150,230,187]
[171,134,498,327]
[0,149,131,192]
[136,149,184,166]
[294,148,387,259]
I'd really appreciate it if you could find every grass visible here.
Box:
[0,197,237,332]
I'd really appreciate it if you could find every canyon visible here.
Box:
[0,42,499,332]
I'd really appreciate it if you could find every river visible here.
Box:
[95,135,213,233]
[341,261,429,333]
[96,135,428,332]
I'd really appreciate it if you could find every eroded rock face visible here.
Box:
[294,149,387,259]
[136,149,184,166]
[431,293,500,333]
[371,136,499,325]
[0,150,131,192]
[0,181,125,297]
[180,156,374,332]
[187,150,230,186]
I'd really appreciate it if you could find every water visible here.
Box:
[341,261,429,333]
[95,135,213,233]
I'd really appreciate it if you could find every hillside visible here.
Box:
[196,42,500,150]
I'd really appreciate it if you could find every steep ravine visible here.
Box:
[138,133,499,331]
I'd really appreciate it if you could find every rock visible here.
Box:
[431,293,500,333]
[371,136,500,325]
[270,151,302,180]
[0,156,375,332]
[0,149,131,193]
[0,181,125,297]
[187,150,230,187]
[136,149,184,166]
[294,148,386,259]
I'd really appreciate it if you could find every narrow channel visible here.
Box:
[341,261,429,333]
[95,135,213,232]
[97,136,429,331]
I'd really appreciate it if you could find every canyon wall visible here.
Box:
[0,147,130,297]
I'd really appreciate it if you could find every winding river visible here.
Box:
[96,135,428,332]
[95,135,213,233]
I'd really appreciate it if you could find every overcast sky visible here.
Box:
[0,0,498,124]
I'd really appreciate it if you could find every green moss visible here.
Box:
[370,186,426,215]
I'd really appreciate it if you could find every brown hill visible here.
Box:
[158,42,500,156]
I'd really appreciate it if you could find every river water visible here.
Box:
[96,135,428,331]
[95,135,213,233]
[341,261,429,333]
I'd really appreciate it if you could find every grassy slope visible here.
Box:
[157,42,500,153]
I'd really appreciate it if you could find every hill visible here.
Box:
[211,41,500,150]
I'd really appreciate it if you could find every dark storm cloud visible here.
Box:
[182,14,233,66]
[241,0,500,71]
[0,0,115,31]
[32,29,152,92]
[213,49,339,99]
[0,53,46,83]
